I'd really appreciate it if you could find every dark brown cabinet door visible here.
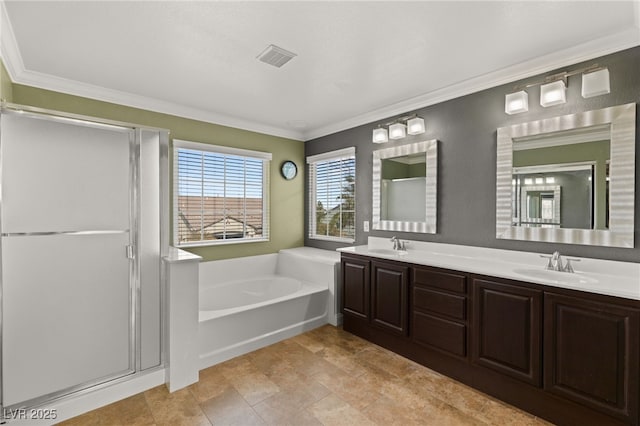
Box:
[341,256,370,320]
[371,261,409,336]
[544,292,639,423]
[472,278,542,386]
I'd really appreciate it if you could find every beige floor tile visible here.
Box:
[288,332,327,353]
[256,407,323,426]
[403,366,452,398]
[307,393,376,426]
[62,325,554,426]
[217,356,255,380]
[200,387,264,426]
[252,386,326,425]
[144,386,211,426]
[248,349,293,378]
[355,345,419,379]
[363,395,425,426]
[428,402,488,426]
[227,370,280,406]
[307,326,372,355]
[312,370,382,411]
[264,364,332,403]
[246,346,285,371]
[189,367,234,404]
[56,410,103,426]
[438,381,490,417]
[316,344,369,377]
[279,342,347,378]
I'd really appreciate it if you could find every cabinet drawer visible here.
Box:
[413,268,466,294]
[413,311,466,357]
[413,286,466,320]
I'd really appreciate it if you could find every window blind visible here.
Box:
[174,141,270,246]
[307,147,356,242]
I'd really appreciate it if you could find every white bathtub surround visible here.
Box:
[198,247,340,370]
[339,237,640,300]
[164,247,202,392]
[278,247,342,326]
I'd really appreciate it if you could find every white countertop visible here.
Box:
[337,237,640,301]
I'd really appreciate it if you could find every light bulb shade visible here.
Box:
[540,80,566,107]
[372,127,389,143]
[389,122,407,140]
[505,90,529,114]
[407,117,425,135]
[582,68,610,98]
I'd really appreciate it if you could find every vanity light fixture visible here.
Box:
[389,122,407,140]
[582,68,610,98]
[505,90,529,115]
[372,126,389,143]
[503,64,610,114]
[407,116,426,135]
[371,114,425,143]
[540,79,567,107]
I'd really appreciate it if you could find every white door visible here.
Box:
[1,112,135,407]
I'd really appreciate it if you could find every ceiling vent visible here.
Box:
[257,44,297,68]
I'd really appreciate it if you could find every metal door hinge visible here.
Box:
[126,245,135,259]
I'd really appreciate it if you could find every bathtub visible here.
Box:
[198,247,340,370]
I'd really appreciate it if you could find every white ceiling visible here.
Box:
[2,1,639,141]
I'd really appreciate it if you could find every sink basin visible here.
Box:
[367,248,408,256]
[513,268,598,286]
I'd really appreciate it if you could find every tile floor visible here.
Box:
[59,325,553,425]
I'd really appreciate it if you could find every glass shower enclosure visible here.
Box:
[0,104,168,413]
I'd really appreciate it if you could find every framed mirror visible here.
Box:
[496,103,635,247]
[372,139,438,233]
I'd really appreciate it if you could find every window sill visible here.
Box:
[175,237,270,248]
[309,235,355,244]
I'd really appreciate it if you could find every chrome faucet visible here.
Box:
[540,251,580,273]
[550,251,563,271]
[390,236,406,251]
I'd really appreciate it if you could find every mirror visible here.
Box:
[496,103,635,247]
[373,139,437,233]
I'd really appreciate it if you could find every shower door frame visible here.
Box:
[0,103,169,414]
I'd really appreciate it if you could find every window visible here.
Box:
[173,139,271,246]
[307,147,356,242]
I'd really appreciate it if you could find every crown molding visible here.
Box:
[12,69,306,141]
[2,0,639,143]
[302,27,640,141]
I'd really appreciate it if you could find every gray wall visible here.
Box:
[304,46,640,262]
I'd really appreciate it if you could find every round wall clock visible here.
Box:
[281,161,298,180]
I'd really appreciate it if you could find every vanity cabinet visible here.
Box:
[544,292,639,423]
[412,267,468,358]
[341,255,409,335]
[471,278,542,386]
[371,261,409,336]
[341,256,370,320]
[340,252,640,426]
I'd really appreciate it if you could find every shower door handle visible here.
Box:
[126,245,135,259]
